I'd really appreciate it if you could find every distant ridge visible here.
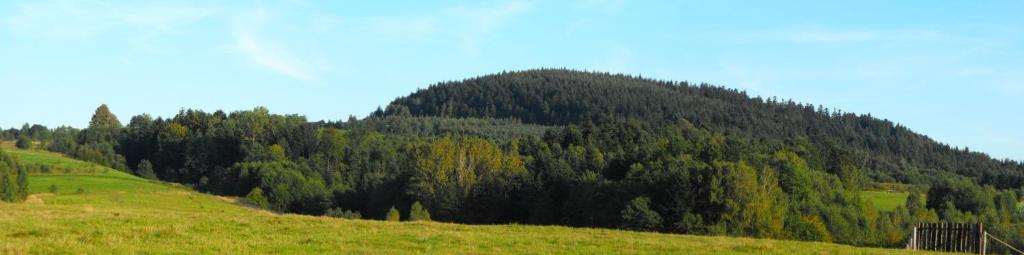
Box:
[384,69,1024,187]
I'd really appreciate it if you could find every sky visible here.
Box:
[1,0,1022,160]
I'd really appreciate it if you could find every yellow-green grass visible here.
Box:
[0,141,108,174]
[0,146,943,254]
[862,190,911,212]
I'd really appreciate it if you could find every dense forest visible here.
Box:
[385,70,1024,189]
[3,69,1023,250]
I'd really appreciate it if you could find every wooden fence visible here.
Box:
[907,222,985,254]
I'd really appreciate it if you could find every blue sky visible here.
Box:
[1,0,1022,160]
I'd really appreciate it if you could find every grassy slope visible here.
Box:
[0,144,942,254]
[862,191,911,212]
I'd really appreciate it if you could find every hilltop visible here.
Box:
[384,69,1024,187]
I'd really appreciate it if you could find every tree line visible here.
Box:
[2,69,1023,251]
[4,105,1017,250]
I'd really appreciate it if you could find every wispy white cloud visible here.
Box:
[234,32,316,81]
[447,0,530,35]
[6,1,215,39]
[362,0,531,54]
[446,0,530,53]
[726,26,946,44]
[231,9,317,81]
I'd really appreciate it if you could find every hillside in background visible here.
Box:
[0,143,939,254]
[4,69,1024,252]
[384,69,1024,187]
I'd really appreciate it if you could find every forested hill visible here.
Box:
[383,69,1024,187]
[8,70,1024,251]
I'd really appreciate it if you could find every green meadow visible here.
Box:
[862,190,911,212]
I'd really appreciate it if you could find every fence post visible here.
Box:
[911,226,917,250]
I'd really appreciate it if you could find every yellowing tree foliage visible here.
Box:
[409,136,525,220]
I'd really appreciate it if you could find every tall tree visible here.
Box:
[89,104,122,130]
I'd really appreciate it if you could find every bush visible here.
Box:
[244,187,270,209]
[325,207,362,219]
[386,206,401,221]
[409,201,431,221]
[786,215,832,242]
[49,184,58,193]
[135,160,157,180]
[15,136,31,149]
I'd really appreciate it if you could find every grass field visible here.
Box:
[0,144,944,254]
[862,190,911,212]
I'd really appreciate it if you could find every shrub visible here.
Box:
[786,215,832,242]
[135,160,157,180]
[49,184,58,193]
[325,207,362,219]
[409,201,431,221]
[15,136,31,149]
[244,187,270,209]
[386,207,400,221]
